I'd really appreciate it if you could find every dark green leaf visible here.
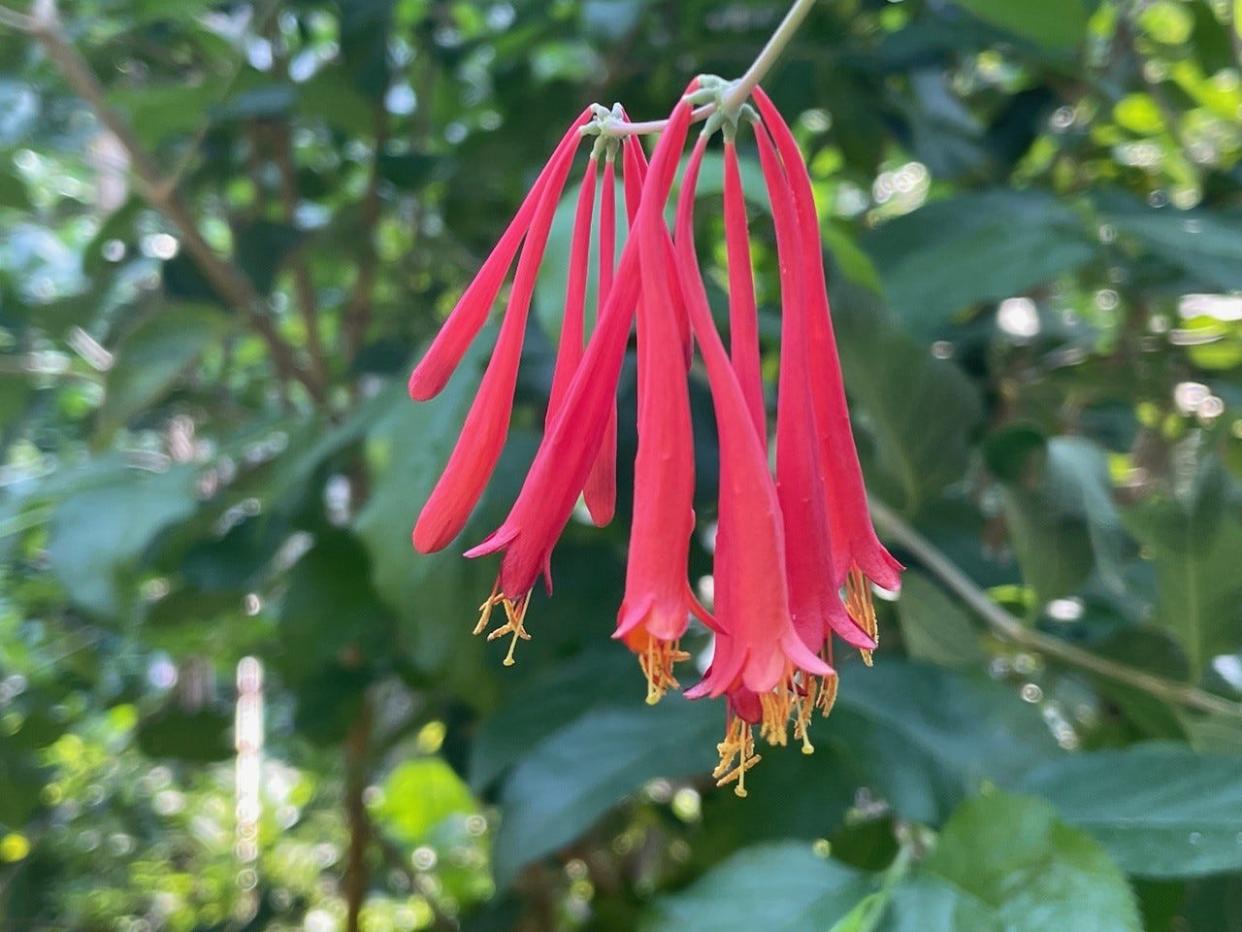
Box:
[829,661,1062,823]
[644,843,871,932]
[921,793,1141,931]
[1021,744,1242,878]
[492,695,720,888]
[833,279,984,513]
[97,304,229,438]
[896,571,985,668]
[1123,458,1242,676]
[864,191,1094,331]
[952,0,1090,51]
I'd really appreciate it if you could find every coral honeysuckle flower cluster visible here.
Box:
[407,76,902,796]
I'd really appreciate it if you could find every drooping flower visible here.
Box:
[407,112,591,402]
[674,132,833,796]
[613,131,708,704]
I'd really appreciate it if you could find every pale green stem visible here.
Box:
[597,0,819,137]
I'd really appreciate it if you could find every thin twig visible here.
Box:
[19,1,325,403]
[869,498,1242,720]
[343,695,374,932]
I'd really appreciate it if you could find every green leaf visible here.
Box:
[863,191,1094,331]
[1020,744,1242,878]
[879,874,999,932]
[921,793,1141,931]
[989,432,1129,605]
[373,758,477,844]
[1099,195,1242,292]
[108,84,220,148]
[46,462,200,616]
[0,739,46,826]
[829,661,1063,823]
[97,305,229,438]
[643,843,871,932]
[832,279,984,514]
[492,695,720,888]
[1122,458,1242,677]
[276,529,393,683]
[895,571,984,668]
[135,707,233,763]
[233,221,304,296]
[469,647,638,790]
[952,0,1089,51]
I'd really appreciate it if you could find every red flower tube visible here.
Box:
[722,138,765,442]
[581,153,618,526]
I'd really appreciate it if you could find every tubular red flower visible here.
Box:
[407,111,591,401]
[674,134,831,795]
[752,87,903,595]
[673,137,831,698]
[465,93,697,634]
[412,125,583,554]
[582,154,618,526]
[723,139,765,442]
[754,120,874,658]
[613,143,704,705]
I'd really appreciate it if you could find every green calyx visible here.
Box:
[582,102,625,160]
[690,74,757,141]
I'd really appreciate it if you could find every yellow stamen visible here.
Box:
[474,586,533,667]
[713,716,760,798]
[793,677,816,755]
[845,566,879,666]
[636,637,690,705]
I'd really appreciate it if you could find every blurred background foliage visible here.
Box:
[2,0,1242,929]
